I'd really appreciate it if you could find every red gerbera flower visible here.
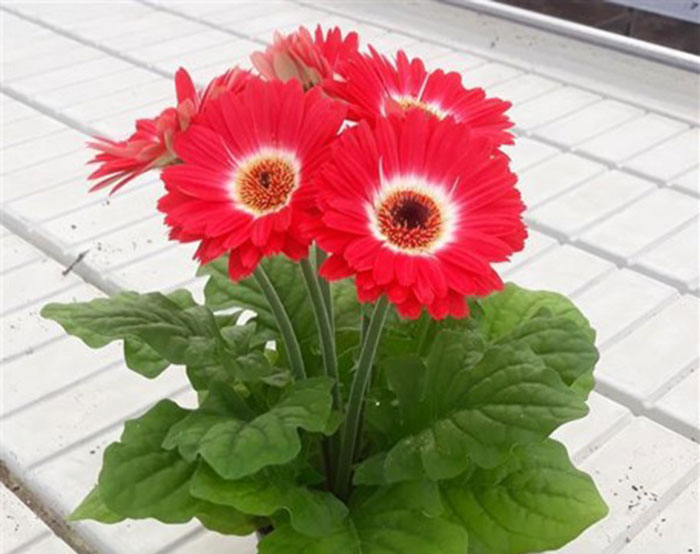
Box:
[325,47,514,147]
[314,112,527,319]
[158,78,346,280]
[251,25,359,89]
[88,67,251,193]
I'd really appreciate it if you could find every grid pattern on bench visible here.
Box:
[1,2,698,553]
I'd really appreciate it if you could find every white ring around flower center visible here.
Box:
[367,175,457,254]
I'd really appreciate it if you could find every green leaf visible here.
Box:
[199,377,334,479]
[163,381,254,462]
[195,502,262,536]
[357,336,587,482]
[480,284,595,343]
[442,439,608,554]
[259,482,468,554]
[497,311,599,388]
[191,463,347,537]
[69,487,124,523]
[123,339,169,377]
[98,400,200,523]
[41,291,223,377]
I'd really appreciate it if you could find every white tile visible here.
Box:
[501,137,559,172]
[3,45,101,83]
[123,28,232,59]
[578,113,688,164]
[1,364,189,468]
[1,484,50,552]
[2,148,93,202]
[41,186,162,246]
[596,295,700,408]
[403,41,454,63]
[2,115,66,149]
[625,128,700,182]
[2,97,39,124]
[534,99,643,147]
[671,166,699,197]
[517,152,606,208]
[496,229,558,276]
[552,392,631,463]
[530,170,655,238]
[1,257,85,316]
[64,80,174,123]
[1,130,87,176]
[8,177,147,225]
[554,418,698,554]
[578,188,699,262]
[366,32,419,53]
[619,483,699,554]
[67,216,171,273]
[489,73,562,104]
[460,62,523,89]
[169,530,258,554]
[650,370,699,441]
[508,86,601,130]
[40,69,163,111]
[109,245,200,292]
[1,284,101,361]
[17,534,75,553]
[0,235,42,274]
[507,244,614,296]
[573,269,678,347]
[424,50,487,72]
[2,335,121,418]
[634,218,699,291]
[12,56,135,97]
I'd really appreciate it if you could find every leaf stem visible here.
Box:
[334,295,390,500]
[300,258,341,412]
[253,265,306,381]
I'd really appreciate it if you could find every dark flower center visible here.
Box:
[377,190,443,252]
[235,156,296,214]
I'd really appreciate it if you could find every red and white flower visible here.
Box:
[326,47,514,147]
[251,25,359,89]
[158,78,346,280]
[88,67,250,193]
[314,112,527,319]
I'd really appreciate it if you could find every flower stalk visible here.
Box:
[300,258,341,411]
[334,295,390,499]
[253,265,306,381]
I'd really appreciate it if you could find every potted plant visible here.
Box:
[42,25,607,554]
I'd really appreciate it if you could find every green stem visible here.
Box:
[315,248,334,333]
[334,296,390,500]
[300,258,341,411]
[253,265,306,381]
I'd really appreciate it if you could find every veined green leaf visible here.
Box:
[191,463,347,537]
[356,334,587,483]
[69,486,124,523]
[98,400,199,523]
[259,482,467,554]
[95,399,259,532]
[199,377,334,479]
[480,283,595,343]
[442,439,608,554]
[41,291,222,377]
